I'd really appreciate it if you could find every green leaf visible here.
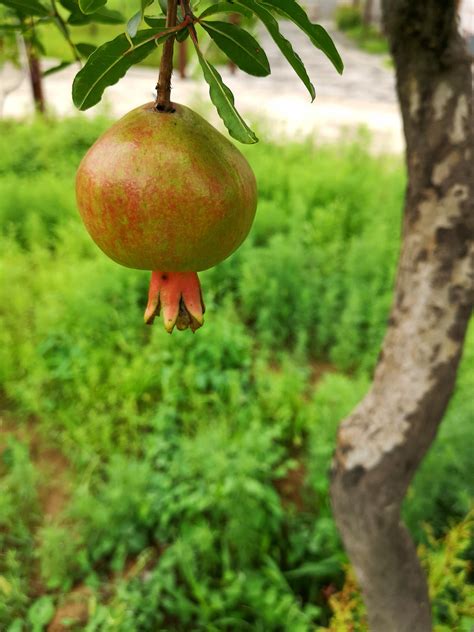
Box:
[262,0,343,74]
[126,0,153,38]
[30,30,46,53]
[0,0,49,16]
[27,596,55,629]
[198,2,252,19]
[235,0,314,100]
[59,0,78,10]
[201,20,270,77]
[0,22,30,31]
[76,41,96,57]
[143,14,165,27]
[126,9,142,38]
[42,60,72,76]
[78,0,106,14]
[68,6,123,24]
[284,556,341,579]
[194,44,257,144]
[310,23,343,73]
[158,0,167,15]
[175,25,188,42]
[7,618,24,632]
[72,27,172,110]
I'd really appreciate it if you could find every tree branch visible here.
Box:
[51,0,81,65]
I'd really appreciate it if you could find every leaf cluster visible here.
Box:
[0,0,343,142]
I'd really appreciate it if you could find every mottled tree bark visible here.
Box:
[330,2,473,631]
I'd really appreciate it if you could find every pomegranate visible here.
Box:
[76,102,257,332]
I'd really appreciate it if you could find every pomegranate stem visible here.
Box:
[155,0,178,112]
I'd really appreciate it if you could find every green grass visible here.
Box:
[0,115,472,630]
[344,24,389,55]
[335,5,389,55]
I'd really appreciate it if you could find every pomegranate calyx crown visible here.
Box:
[144,271,205,333]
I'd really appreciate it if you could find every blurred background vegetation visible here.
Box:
[0,116,472,630]
[334,4,388,55]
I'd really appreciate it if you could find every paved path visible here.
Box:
[1,22,404,152]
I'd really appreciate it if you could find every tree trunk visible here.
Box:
[362,0,373,27]
[330,2,473,631]
[24,37,45,113]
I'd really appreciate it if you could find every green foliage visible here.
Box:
[345,24,388,55]
[423,510,474,631]
[335,5,388,55]
[235,0,315,99]
[335,5,361,31]
[0,113,109,176]
[262,0,343,74]
[0,7,21,65]
[1,0,49,17]
[72,27,173,109]
[194,42,259,143]
[126,0,154,38]
[0,116,472,629]
[307,373,370,497]
[404,324,474,540]
[201,20,270,77]
[335,6,388,56]
[321,511,474,632]
[0,0,343,143]
[232,137,403,368]
[27,596,55,631]
[38,523,89,591]
[0,438,40,626]
[91,553,321,630]
[79,0,107,14]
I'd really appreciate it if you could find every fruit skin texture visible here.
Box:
[75,102,257,272]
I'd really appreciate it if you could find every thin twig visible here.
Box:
[50,0,81,64]
[155,0,178,111]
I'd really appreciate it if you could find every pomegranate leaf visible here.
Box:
[175,24,189,42]
[262,0,343,74]
[42,60,72,76]
[76,41,97,58]
[234,0,315,100]
[68,6,124,24]
[198,2,252,20]
[143,15,166,27]
[58,0,78,10]
[126,0,154,39]
[72,28,172,110]
[0,0,50,16]
[201,20,270,77]
[126,10,143,39]
[78,0,106,15]
[194,45,257,144]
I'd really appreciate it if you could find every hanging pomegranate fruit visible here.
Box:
[76,102,257,332]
